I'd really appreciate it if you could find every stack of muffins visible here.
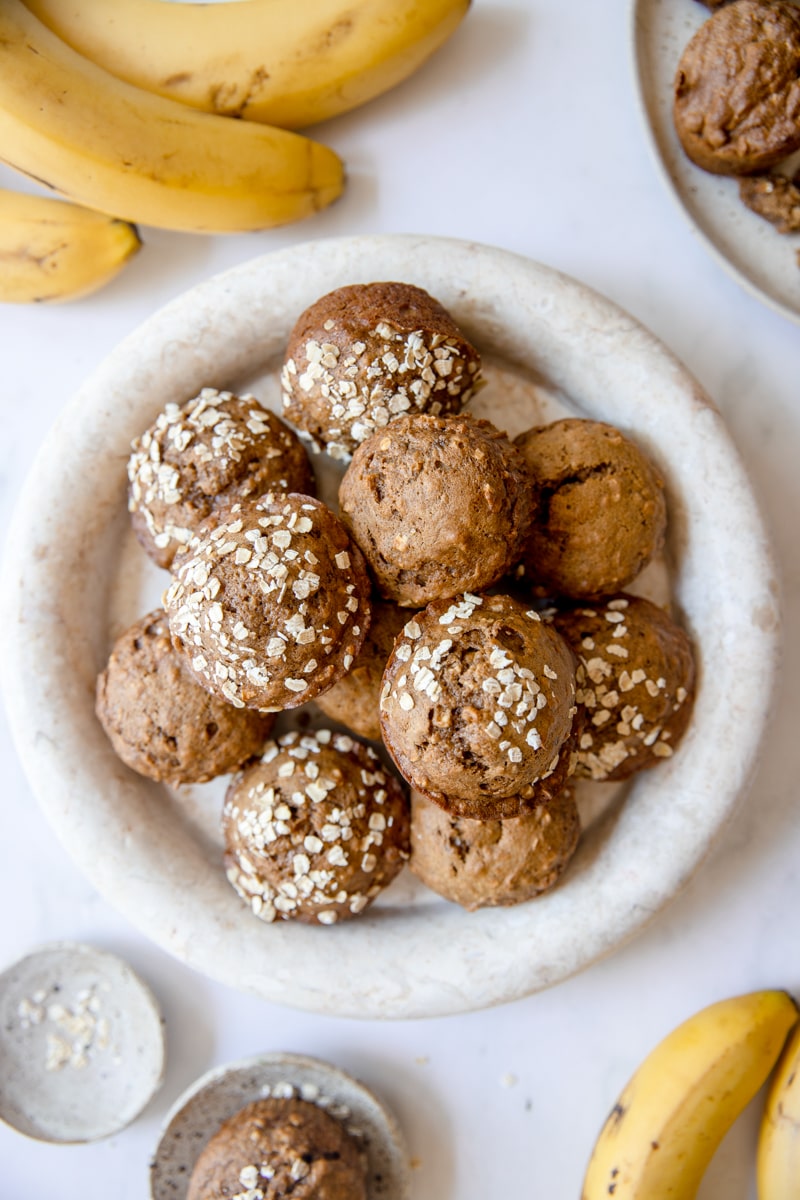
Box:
[96,281,696,926]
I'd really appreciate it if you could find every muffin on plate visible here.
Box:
[223,730,410,925]
[551,594,696,782]
[339,413,535,608]
[314,598,410,741]
[127,387,315,569]
[95,609,273,784]
[164,494,371,712]
[379,593,579,820]
[409,784,581,911]
[186,1097,367,1200]
[673,0,800,175]
[280,281,482,458]
[513,418,666,599]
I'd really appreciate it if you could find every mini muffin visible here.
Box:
[280,281,482,459]
[223,730,410,925]
[551,594,696,782]
[95,609,273,784]
[739,172,800,232]
[339,413,535,608]
[164,494,371,712]
[186,1097,367,1200]
[314,599,409,741]
[514,418,666,599]
[409,785,581,911]
[127,387,315,568]
[379,593,579,821]
[673,0,800,176]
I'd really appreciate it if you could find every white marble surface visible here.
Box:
[1,1,799,1195]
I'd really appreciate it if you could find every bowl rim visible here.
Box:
[0,232,780,1019]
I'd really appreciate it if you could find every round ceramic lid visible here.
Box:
[0,941,165,1143]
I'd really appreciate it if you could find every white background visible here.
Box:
[2,1,800,1196]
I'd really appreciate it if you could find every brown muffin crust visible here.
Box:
[379,593,579,820]
[339,413,535,608]
[314,599,410,741]
[223,730,410,925]
[514,418,666,599]
[281,281,482,458]
[739,171,800,231]
[164,494,371,712]
[95,609,273,785]
[186,1097,367,1200]
[127,388,315,569]
[551,594,696,782]
[409,785,581,910]
[674,0,800,176]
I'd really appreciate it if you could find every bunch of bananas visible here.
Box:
[0,0,470,303]
[581,989,800,1199]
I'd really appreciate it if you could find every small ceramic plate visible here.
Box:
[0,942,165,1142]
[0,234,779,1018]
[150,1052,410,1200]
[631,0,800,324]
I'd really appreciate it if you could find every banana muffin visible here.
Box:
[409,784,581,910]
[339,413,535,608]
[674,0,800,176]
[379,593,579,821]
[513,418,666,599]
[551,594,696,782]
[739,172,800,232]
[127,387,315,569]
[95,609,273,785]
[314,598,409,741]
[223,729,410,925]
[186,1097,367,1200]
[280,281,482,459]
[164,494,371,712]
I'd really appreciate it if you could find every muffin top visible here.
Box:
[164,494,371,712]
[127,387,315,568]
[186,1097,367,1200]
[223,729,410,925]
[339,413,535,607]
[551,594,696,782]
[673,0,800,175]
[409,784,581,910]
[281,281,482,458]
[514,418,666,599]
[95,609,273,785]
[379,592,579,819]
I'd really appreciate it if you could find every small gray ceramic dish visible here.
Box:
[150,1052,410,1200]
[0,941,165,1143]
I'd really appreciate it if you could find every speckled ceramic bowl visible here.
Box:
[0,235,779,1018]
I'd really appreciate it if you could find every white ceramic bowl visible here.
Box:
[0,234,779,1019]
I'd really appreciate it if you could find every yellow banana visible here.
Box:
[22,0,471,131]
[757,1019,800,1199]
[0,187,140,303]
[582,990,799,1200]
[0,0,344,234]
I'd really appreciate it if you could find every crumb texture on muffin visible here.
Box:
[223,730,410,925]
[128,388,315,568]
[281,281,482,458]
[95,609,273,784]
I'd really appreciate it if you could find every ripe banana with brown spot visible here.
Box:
[0,188,140,303]
[757,1019,800,1199]
[0,0,344,234]
[581,990,799,1200]
[22,0,471,130]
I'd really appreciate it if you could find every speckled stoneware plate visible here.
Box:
[0,941,165,1143]
[631,0,800,324]
[0,234,779,1018]
[150,1052,409,1200]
